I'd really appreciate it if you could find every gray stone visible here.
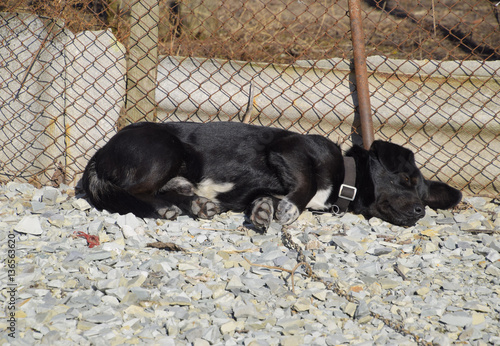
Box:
[85,251,112,261]
[226,275,245,292]
[370,247,393,256]
[202,325,221,344]
[340,213,362,224]
[356,262,381,276]
[88,220,104,233]
[459,327,483,341]
[85,314,118,323]
[42,187,61,205]
[343,302,357,317]
[31,188,44,202]
[486,250,500,263]
[326,334,348,345]
[233,304,260,319]
[420,307,442,318]
[105,287,129,300]
[354,300,370,319]
[489,240,500,252]
[241,276,266,292]
[432,335,451,346]
[129,287,151,301]
[41,331,62,344]
[454,213,468,223]
[436,217,455,224]
[193,339,210,346]
[31,201,47,213]
[116,213,142,229]
[72,198,92,211]
[440,311,473,326]
[442,236,458,250]
[485,264,500,276]
[276,317,305,330]
[332,237,362,253]
[183,327,204,343]
[14,215,43,235]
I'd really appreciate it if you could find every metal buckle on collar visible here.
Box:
[338,184,357,201]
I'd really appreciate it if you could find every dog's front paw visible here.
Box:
[191,197,220,219]
[250,197,274,231]
[158,205,182,220]
[276,199,300,225]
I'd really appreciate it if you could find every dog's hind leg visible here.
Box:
[153,191,221,220]
[157,177,220,219]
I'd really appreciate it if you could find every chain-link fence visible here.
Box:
[1,0,499,197]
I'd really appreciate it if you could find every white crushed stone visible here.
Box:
[0,182,499,345]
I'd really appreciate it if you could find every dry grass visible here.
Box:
[3,0,499,62]
[158,0,500,62]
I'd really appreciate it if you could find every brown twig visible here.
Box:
[463,229,498,235]
[243,257,310,294]
[147,241,186,252]
[393,264,408,281]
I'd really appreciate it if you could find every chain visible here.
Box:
[280,225,433,346]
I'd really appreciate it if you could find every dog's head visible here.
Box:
[362,141,462,226]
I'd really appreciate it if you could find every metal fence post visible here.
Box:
[123,0,159,126]
[348,0,374,150]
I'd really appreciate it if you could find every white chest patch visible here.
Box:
[194,178,234,202]
[306,186,332,210]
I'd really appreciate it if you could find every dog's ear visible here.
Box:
[421,180,462,210]
[369,140,416,173]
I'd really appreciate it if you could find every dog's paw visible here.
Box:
[191,197,220,219]
[276,198,300,225]
[161,177,194,196]
[157,205,182,220]
[250,197,274,231]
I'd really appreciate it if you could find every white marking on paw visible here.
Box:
[306,186,332,210]
[160,177,194,195]
[194,178,234,202]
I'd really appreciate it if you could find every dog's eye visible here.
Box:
[400,174,411,185]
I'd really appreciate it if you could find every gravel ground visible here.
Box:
[1,182,500,346]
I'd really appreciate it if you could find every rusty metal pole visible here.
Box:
[348,0,375,150]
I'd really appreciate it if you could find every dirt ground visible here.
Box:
[159,0,500,62]
[2,0,499,62]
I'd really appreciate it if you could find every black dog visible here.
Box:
[82,122,461,230]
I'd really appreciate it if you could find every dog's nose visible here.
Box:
[413,204,425,218]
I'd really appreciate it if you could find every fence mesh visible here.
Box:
[0,0,499,197]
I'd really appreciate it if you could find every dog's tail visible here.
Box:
[82,153,159,218]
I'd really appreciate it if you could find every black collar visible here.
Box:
[333,156,357,214]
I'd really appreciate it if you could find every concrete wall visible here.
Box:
[0,13,126,185]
